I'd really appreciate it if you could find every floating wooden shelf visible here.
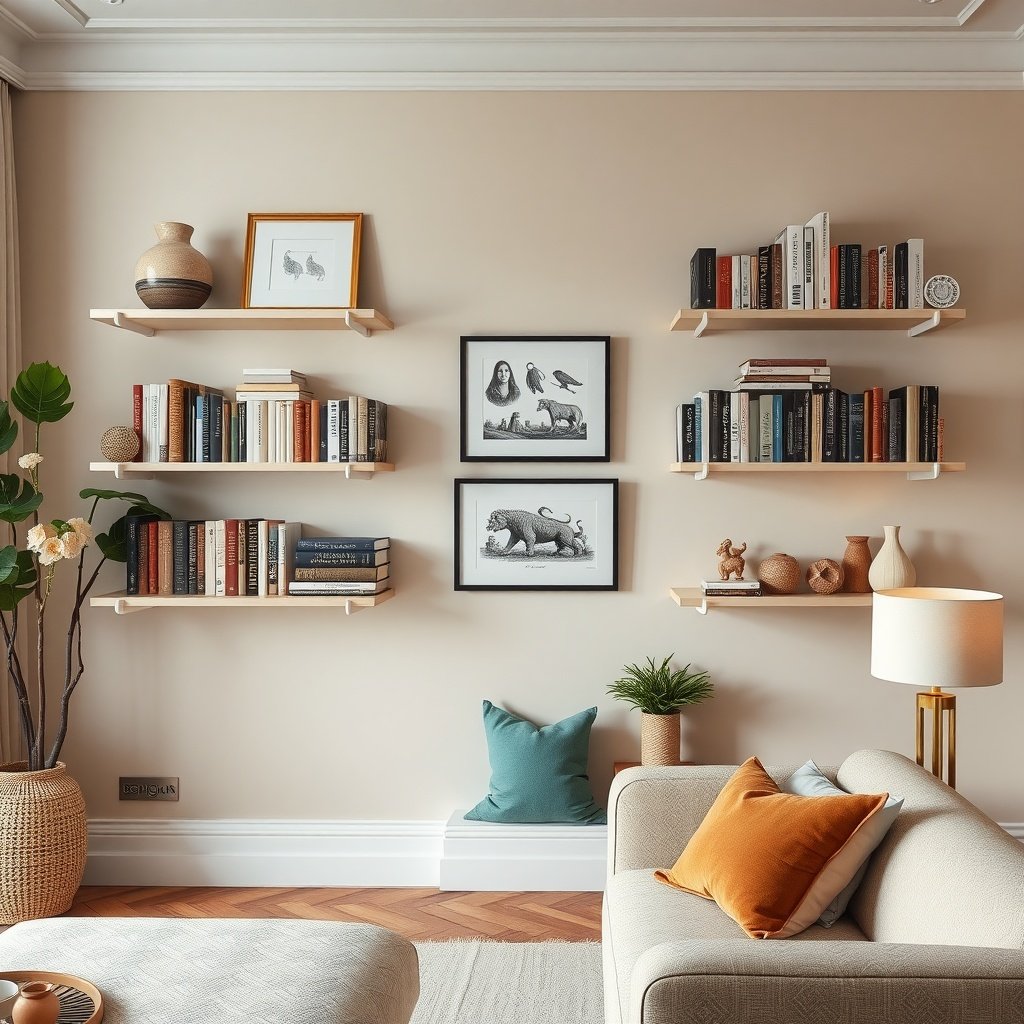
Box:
[89,307,394,337]
[90,461,394,479]
[91,589,394,615]
[670,587,872,615]
[670,461,965,481]
[669,308,965,338]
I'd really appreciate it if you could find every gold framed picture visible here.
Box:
[242,212,363,309]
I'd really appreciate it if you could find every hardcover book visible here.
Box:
[689,248,716,309]
[295,537,390,552]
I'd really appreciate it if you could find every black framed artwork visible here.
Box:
[454,478,619,591]
[460,335,610,461]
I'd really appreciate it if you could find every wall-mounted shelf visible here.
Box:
[669,308,966,338]
[90,461,394,480]
[91,590,394,616]
[89,308,394,338]
[671,587,872,615]
[670,461,965,481]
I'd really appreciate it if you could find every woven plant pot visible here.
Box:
[757,552,801,595]
[640,713,681,766]
[0,761,87,925]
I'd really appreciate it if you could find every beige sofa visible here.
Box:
[603,748,1024,1024]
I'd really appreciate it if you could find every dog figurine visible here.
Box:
[716,539,747,581]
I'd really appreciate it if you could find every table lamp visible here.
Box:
[870,587,1003,789]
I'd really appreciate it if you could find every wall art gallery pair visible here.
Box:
[456,335,618,592]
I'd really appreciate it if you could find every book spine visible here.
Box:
[319,404,328,462]
[689,248,716,309]
[759,399,772,462]
[822,387,839,462]
[848,393,865,463]
[156,384,168,463]
[293,551,384,568]
[168,382,185,462]
[224,519,238,596]
[257,520,270,597]
[894,242,909,309]
[755,246,769,311]
[366,399,377,464]
[357,396,369,461]
[267,520,281,596]
[295,538,388,552]
[785,225,803,309]
[870,386,885,462]
[829,245,839,309]
[847,245,862,309]
[728,392,741,462]
[739,255,751,310]
[837,391,849,463]
[309,399,321,463]
[327,400,340,462]
[212,521,225,596]
[907,238,925,309]
[374,402,388,463]
[803,226,814,310]
[769,243,783,309]
[681,403,696,463]
[716,256,731,309]
[867,248,879,309]
[809,211,830,309]
[210,394,223,463]
[171,520,189,595]
[132,384,144,462]
[191,521,202,595]
[147,520,160,594]
[293,566,388,582]
[771,394,783,462]
[125,518,142,594]
[877,245,888,310]
[730,256,741,309]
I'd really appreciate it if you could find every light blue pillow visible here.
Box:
[464,701,606,825]
[783,759,903,926]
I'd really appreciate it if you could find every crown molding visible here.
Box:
[17,69,1024,92]
[1,23,1020,91]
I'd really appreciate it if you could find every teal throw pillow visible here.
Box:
[464,700,607,825]
[783,759,903,926]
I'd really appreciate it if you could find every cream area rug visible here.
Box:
[411,941,604,1024]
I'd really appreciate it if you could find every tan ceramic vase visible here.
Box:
[134,221,213,309]
[640,713,681,766]
[757,552,801,595]
[0,762,87,924]
[12,982,60,1024]
[868,525,917,591]
[841,535,873,593]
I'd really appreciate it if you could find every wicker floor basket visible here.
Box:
[0,761,87,925]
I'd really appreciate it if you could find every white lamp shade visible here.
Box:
[871,587,1003,688]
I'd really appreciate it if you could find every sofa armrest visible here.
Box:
[632,939,1024,1024]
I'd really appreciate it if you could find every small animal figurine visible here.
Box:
[716,538,747,581]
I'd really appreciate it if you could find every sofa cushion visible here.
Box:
[655,756,888,938]
[783,759,904,926]
[604,869,868,1024]
[464,700,606,824]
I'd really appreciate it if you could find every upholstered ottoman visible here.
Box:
[0,917,419,1024]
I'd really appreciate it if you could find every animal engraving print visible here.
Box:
[537,398,583,431]
[283,250,303,281]
[305,254,325,281]
[486,508,586,557]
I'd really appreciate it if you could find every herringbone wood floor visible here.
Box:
[67,887,603,942]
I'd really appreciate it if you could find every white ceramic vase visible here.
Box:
[867,525,917,591]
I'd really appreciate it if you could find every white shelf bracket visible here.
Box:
[113,599,148,615]
[692,312,710,339]
[693,463,710,481]
[344,311,370,337]
[112,312,156,338]
[112,464,152,481]
[907,463,941,481]
[694,596,708,615]
[907,311,941,338]
[344,599,360,616]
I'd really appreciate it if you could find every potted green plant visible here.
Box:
[607,655,713,766]
[0,362,168,924]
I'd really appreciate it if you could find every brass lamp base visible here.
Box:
[916,686,956,788]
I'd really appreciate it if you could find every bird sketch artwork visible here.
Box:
[280,249,327,284]
[483,507,593,561]
[482,357,588,442]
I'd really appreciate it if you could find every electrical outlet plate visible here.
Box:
[119,776,179,801]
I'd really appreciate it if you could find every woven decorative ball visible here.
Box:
[99,425,140,462]
[757,552,801,595]
[806,558,845,595]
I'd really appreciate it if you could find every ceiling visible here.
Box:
[0,0,1020,90]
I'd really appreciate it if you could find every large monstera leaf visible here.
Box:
[0,547,37,610]
[0,473,42,524]
[0,402,18,456]
[11,362,73,425]
[82,492,172,564]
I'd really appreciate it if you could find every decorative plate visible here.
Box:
[0,972,103,1024]
[924,275,960,309]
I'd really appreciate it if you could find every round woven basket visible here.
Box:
[640,713,681,766]
[0,761,87,925]
[757,552,801,595]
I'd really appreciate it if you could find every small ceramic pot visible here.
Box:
[134,221,212,309]
[12,982,60,1024]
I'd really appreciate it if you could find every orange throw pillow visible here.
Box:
[655,756,888,939]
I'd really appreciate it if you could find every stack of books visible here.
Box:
[701,579,763,598]
[236,369,313,464]
[287,536,391,596]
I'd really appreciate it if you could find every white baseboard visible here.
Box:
[84,817,1022,888]
[84,819,444,887]
[439,811,607,892]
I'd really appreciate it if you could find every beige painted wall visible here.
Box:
[10,90,1024,824]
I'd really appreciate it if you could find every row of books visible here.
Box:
[125,517,391,597]
[689,210,927,311]
[701,579,763,597]
[674,359,941,463]
[131,368,388,464]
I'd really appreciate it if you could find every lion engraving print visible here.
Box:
[486,508,586,557]
[536,398,583,432]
